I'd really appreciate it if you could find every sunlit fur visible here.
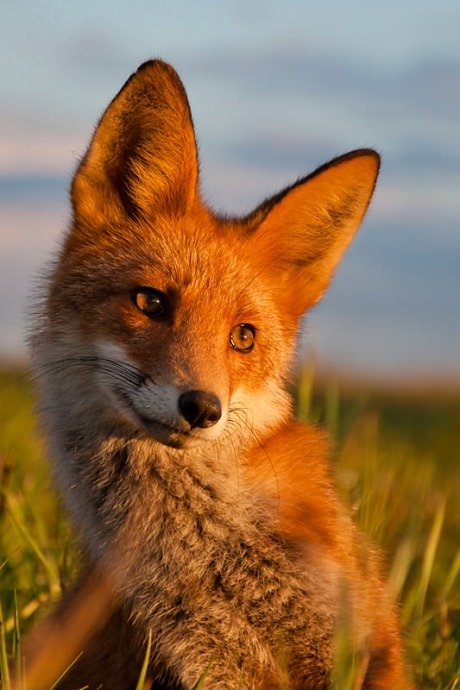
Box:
[29,60,412,689]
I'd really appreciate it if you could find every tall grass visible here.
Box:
[0,365,459,688]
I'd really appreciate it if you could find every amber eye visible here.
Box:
[131,287,167,318]
[230,323,256,353]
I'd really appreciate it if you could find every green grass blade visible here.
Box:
[387,538,416,600]
[135,629,152,690]
[441,548,460,600]
[417,500,445,617]
[12,589,21,684]
[48,652,84,690]
[192,661,213,690]
[325,380,339,438]
[0,600,11,690]
[5,495,60,594]
[296,360,315,421]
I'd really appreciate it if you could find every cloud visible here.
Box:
[0,175,68,208]
[0,119,85,175]
[186,43,460,118]
[304,307,459,377]
[0,203,67,358]
[185,44,460,164]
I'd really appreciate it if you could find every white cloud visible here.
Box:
[0,203,67,358]
[0,205,67,251]
[0,124,83,175]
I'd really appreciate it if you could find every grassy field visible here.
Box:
[0,364,459,688]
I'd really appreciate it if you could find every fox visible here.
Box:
[25,59,412,689]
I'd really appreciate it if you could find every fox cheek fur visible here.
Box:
[27,59,413,690]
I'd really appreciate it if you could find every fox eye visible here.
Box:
[230,323,256,353]
[131,287,167,318]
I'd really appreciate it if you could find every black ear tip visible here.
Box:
[360,148,381,168]
[130,59,188,102]
[338,148,381,167]
[135,58,181,82]
[363,149,381,176]
[136,58,169,72]
[330,149,381,180]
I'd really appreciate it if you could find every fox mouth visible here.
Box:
[137,415,192,448]
[113,387,193,448]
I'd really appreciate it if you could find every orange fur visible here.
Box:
[23,60,413,689]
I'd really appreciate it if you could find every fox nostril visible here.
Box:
[178,390,222,429]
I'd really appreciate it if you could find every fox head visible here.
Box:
[38,60,379,451]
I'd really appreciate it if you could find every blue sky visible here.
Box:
[1,1,459,377]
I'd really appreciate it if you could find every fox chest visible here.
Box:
[92,455,336,643]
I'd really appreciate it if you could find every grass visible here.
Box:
[0,364,459,688]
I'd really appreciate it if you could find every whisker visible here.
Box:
[227,404,281,510]
[97,357,148,383]
[34,356,149,391]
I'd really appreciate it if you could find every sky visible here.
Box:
[1,1,459,378]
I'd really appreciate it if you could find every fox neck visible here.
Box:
[49,414,274,569]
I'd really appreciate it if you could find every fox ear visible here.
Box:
[246,150,380,316]
[71,60,199,226]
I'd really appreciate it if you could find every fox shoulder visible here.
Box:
[243,422,352,559]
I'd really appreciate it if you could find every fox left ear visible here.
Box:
[71,60,199,228]
[246,150,380,316]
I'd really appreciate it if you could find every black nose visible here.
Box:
[178,390,222,429]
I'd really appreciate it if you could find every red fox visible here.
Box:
[27,60,412,689]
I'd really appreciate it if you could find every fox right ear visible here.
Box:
[245,150,380,316]
[71,60,199,228]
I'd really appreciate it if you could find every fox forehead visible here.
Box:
[60,210,270,309]
[129,215,253,291]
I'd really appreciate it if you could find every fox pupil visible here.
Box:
[132,287,165,317]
